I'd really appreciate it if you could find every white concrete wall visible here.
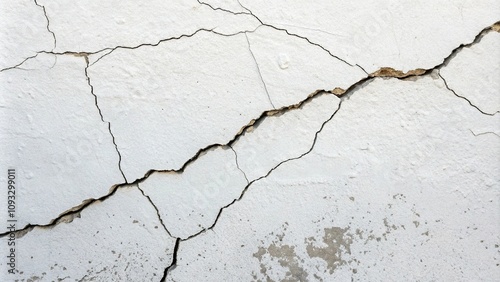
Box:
[0,1,499,281]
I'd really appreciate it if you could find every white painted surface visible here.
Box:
[0,0,54,70]
[233,93,340,182]
[236,0,500,73]
[440,31,500,115]
[140,146,248,239]
[1,185,176,281]
[170,76,500,281]
[0,54,124,232]
[0,1,498,281]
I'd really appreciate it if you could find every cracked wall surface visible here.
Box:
[0,0,499,281]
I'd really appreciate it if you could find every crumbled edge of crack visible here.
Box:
[1,21,498,240]
[492,22,500,32]
[370,67,426,78]
[180,97,345,242]
[172,20,500,242]
[332,87,346,96]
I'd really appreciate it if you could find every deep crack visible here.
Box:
[181,96,344,242]
[161,238,180,282]
[1,21,498,240]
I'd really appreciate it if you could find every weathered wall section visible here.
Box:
[1,0,499,281]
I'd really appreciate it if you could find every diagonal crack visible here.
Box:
[0,54,40,72]
[181,96,345,242]
[1,21,498,240]
[244,33,276,109]
[202,0,357,72]
[235,0,367,74]
[230,146,250,184]
[438,71,498,116]
[137,185,176,238]
[33,0,57,51]
[0,0,57,73]
[0,88,339,239]
[83,56,128,182]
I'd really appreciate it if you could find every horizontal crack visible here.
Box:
[40,27,262,67]
[197,0,252,17]
[469,129,500,138]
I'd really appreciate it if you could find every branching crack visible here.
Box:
[41,27,261,67]
[197,0,252,17]
[0,54,40,72]
[233,0,365,73]
[182,96,344,242]
[2,21,498,243]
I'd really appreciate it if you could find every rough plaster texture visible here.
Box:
[0,0,499,281]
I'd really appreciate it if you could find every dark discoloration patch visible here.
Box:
[253,223,308,282]
[305,227,354,274]
[252,224,358,280]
